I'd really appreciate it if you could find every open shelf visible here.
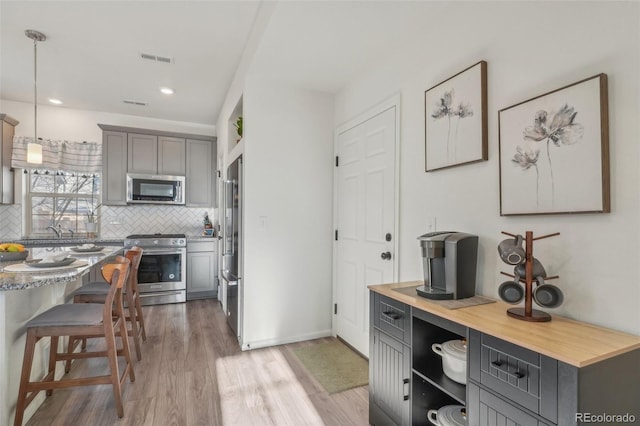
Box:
[412,368,465,404]
[411,312,467,419]
[411,372,462,426]
[227,95,243,155]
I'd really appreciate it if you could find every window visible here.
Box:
[26,170,100,237]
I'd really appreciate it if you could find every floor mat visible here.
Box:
[292,340,368,394]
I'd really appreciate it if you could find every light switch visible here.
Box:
[258,216,267,228]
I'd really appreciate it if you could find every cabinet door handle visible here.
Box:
[402,378,410,401]
[382,311,401,320]
[491,360,525,379]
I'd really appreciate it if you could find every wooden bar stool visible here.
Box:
[68,247,146,363]
[13,257,134,426]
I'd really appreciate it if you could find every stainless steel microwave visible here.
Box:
[126,173,185,205]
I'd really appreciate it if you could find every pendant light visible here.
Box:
[25,29,46,165]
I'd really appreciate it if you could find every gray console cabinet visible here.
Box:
[369,285,640,426]
[187,240,218,300]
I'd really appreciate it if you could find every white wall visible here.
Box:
[241,77,334,349]
[334,2,640,335]
[0,99,215,142]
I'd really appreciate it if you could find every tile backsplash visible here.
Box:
[100,205,217,238]
[0,204,22,240]
[0,204,216,240]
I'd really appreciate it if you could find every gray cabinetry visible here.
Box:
[99,124,217,207]
[0,114,18,204]
[158,136,186,175]
[127,133,158,174]
[468,329,640,425]
[370,292,411,426]
[102,131,128,205]
[186,139,214,207]
[468,383,551,426]
[187,240,218,299]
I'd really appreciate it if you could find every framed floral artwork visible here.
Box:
[499,74,610,215]
[425,60,488,171]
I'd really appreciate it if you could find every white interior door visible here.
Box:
[335,105,397,356]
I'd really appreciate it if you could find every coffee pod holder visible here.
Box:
[499,230,560,322]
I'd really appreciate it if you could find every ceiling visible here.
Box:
[1,1,451,127]
[0,1,261,125]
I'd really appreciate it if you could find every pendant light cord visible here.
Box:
[33,35,38,143]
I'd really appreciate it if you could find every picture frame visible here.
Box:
[499,74,609,216]
[425,60,488,171]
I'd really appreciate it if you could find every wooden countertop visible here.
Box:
[369,281,640,368]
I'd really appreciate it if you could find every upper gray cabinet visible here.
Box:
[98,124,216,207]
[158,136,186,175]
[127,133,158,174]
[0,114,18,204]
[128,133,186,175]
[102,131,128,206]
[186,139,214,207]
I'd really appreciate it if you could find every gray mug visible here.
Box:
[514,258,546,280]
[533,277,564,308]
[498,235,525,265]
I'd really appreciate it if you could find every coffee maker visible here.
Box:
[416,231,478,300]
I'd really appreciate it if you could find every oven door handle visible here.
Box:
[138,248,185,255]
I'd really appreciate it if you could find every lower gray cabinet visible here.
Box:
[468,383,552,426]
[370,292,411,426]
[371,329,411,426]
[186,241,218,299]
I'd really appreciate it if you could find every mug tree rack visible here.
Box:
[500,230,560,322]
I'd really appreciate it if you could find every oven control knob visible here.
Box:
[135,240,140,246]
[153,240,159,245]
[179,239,185,245]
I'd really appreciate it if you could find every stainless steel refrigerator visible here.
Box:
[222,156,242,341]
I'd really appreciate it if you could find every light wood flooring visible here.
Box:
[25,299,369,426]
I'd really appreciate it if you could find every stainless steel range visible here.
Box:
[124,233,187,306]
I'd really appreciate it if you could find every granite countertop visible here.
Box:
[0,246,123,291]
[11,238,124,247]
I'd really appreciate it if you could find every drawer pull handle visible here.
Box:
[491,360,525,379]
[382,311,401,320]
[403,378,410,400]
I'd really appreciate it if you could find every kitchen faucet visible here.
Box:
[46,224,62,239]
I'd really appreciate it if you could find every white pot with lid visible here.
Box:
[427,405,467,426]
[432,339,467,384]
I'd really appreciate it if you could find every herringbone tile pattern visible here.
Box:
[100,205,216,238]
[0,204,216,240]
[0,204,21,240]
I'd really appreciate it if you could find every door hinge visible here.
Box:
[334,303,338,315]
[335,156,339,167]
[335,229,338,241]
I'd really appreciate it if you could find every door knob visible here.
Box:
[381,252,392,260]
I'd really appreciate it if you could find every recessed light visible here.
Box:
[160,87,174,95]
[48,98,63,105]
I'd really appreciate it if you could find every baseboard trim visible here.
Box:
[242,329,332,351]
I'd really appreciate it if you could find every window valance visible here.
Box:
[11,136,102,173]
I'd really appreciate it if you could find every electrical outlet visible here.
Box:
[427,216,437,232]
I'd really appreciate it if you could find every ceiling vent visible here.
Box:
[140,53,173,64]
[123,99,148,107]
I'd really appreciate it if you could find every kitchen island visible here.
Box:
[0,245,122,426]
